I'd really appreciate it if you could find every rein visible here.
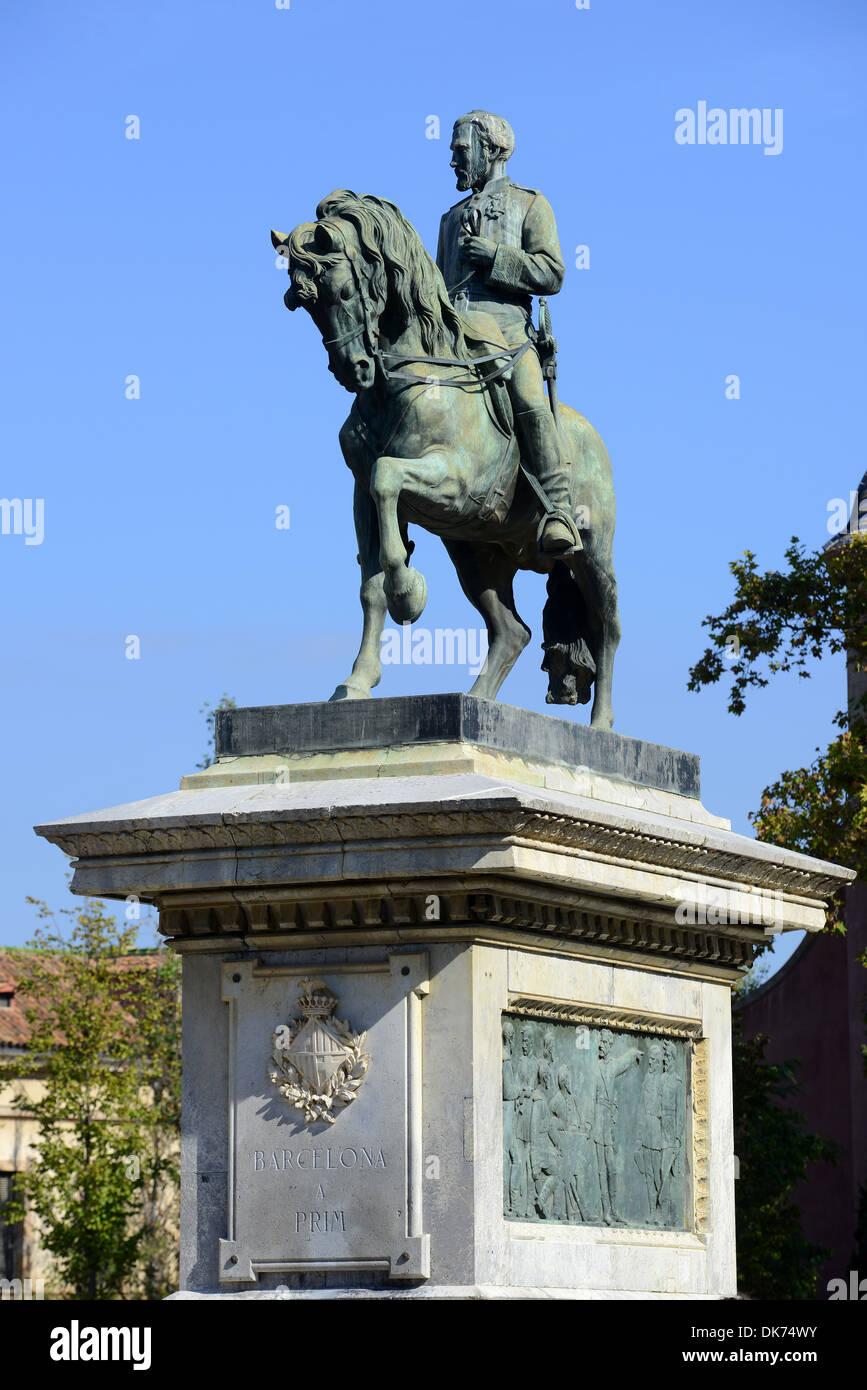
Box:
[378,340,531,386]
[322,244,532,388]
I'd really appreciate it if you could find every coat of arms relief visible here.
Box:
[270,979,371,1125]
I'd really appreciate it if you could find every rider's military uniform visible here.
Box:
[436,177,575,550]
[436,176,564,326]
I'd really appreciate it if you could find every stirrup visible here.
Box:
[536,509,583,556]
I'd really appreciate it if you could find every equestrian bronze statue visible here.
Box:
[271,111,621,728]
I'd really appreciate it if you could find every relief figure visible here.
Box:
[509,1021,538,1218]
[529,1060,562,1218]
[591,1028,642,1225]
[502,1018,520,1215]
[659,1038,684,1225]
[635,1041,665,1224]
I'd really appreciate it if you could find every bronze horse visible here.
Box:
[272,191,620,728]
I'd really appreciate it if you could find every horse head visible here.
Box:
[271,216,381,392]
[272,191,465,395]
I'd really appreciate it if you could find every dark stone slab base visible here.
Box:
[215,694,700,800]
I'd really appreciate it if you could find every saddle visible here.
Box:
[461,322,517,437]
[460,322,522,525]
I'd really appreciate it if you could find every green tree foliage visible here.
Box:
[0,898,181,1299]
[688,533,867,933]
[732,1019,836,1299]
[751,732,867,935]
[731,956,772,1001]
[197,693,237,770]
[687,535,867,718]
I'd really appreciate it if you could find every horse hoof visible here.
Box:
[386,567,427,624]
[590,710,614,730]
[328,682,371,702]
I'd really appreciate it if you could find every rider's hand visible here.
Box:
[459,234,497,267]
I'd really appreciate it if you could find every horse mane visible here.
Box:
[283,221,339,304]
[289,190,466,359]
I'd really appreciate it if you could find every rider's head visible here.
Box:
[450,110,514,192]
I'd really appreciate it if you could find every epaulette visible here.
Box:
[445,193,473,213]
[509,183,542,197]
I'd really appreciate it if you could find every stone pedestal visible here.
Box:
[35,696,851,1299]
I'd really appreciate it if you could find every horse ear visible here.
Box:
[314,220,343,253]
[270,228,288,251]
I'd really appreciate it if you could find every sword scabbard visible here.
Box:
[537,298,560,427]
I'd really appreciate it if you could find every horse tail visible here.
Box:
[541,561,596,706]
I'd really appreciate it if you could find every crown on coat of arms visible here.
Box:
[296,979,337,1020]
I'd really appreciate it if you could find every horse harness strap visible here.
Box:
[378,339,532,386]
[477,430,520,525]
[520,464,584,555]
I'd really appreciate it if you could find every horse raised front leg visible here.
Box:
[330,482,388,701]
[369,454,439,625]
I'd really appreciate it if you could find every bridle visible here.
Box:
[321,241,531,388]
[320,242,381,363]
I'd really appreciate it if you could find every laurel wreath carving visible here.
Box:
[269,1014,370,1125]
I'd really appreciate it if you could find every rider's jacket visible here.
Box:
[436,176,565,333]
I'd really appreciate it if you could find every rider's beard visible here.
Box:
[454,130,490,192]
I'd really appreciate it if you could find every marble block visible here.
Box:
[34,697,854,1299]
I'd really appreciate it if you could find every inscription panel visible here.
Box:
[502,1013,691,1231]
[221,955,429,1281]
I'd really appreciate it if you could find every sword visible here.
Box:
[529,294,581,551]
[536,296,560,429]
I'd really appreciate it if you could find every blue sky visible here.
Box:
[0,0,864,965]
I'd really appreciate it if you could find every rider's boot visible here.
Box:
[515,406,581,554]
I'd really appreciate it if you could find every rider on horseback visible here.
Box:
[436,110,581,555]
